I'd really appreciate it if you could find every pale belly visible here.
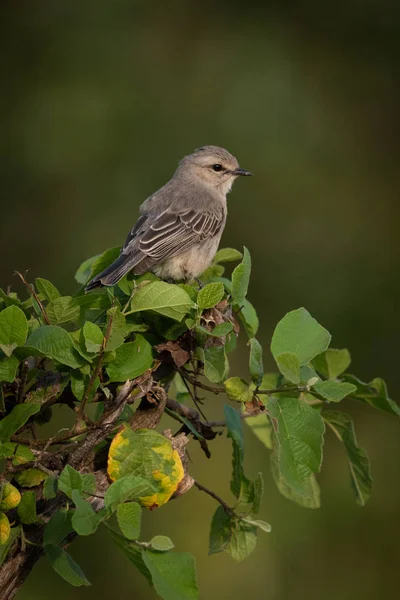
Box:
[153,236,221,280]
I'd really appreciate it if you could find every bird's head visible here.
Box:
[177,145,252,195]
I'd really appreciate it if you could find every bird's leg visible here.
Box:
[193,276,204,289]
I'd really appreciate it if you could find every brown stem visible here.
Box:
[194,480,236,517]
[15,271,50,325]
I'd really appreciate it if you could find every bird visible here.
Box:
[85,145,252,291]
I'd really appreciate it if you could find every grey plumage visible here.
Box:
[85,146,251,290]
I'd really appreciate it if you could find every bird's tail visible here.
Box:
[85,254,133,291]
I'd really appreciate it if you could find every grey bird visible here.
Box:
[85,146,252,290]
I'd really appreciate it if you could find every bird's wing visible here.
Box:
[122,208,224,263]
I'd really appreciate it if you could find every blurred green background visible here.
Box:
[1,1,399,599]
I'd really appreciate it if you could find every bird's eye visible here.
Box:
[212,164,223,172]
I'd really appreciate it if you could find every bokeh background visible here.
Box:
[1,1,399,599]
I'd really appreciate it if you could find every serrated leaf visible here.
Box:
[224,377,253,403]
[203,346,228,383]
[341,374,400,417]
[0,403,40,442]
[197,283,224,310]
[313,380,356,402]
[275,352,300,383]
[0,306,28,356]
[129,282,194,322]
[106,335,153,383]
[248,338,263,386]
[245,413,273,450]
[107,428,184,509]
[17,491,37,524]
[149,535,175,552]
[225,519,258,562]
[43,509,73,546]
[46,296,80,326]
[58,465,85,499]
[324,411,372,505]
[0,355,20,383]
[71,490,102,536]
[105,474,157,512]
[271,308,331,369]
[25,326,82,368]
[35,278,61,302]
[312,348,351,379]
[14,468,47,488]
[82,321,104,353]
[43,476,58,499]
[116,502,141,540]
[45,544,91,587]
[269,396,325,494]
[270,446,320,508]
[142,549,199,600]
[214,247,243,263]
[231,247,251,306]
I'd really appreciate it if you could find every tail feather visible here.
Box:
[85,254,134,291]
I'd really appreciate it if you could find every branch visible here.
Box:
[14,272,50,325]
[194,480,236,517]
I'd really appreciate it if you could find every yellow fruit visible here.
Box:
[0,483,21,510]
[0,512,11,545]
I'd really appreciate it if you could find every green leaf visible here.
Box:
[312,348,351,379]
[225,519,258,562]
[231,247,251,306]
[82,321,104,353]
[108,527,152,585]
[116,502,141,540]
[90,247,122,279]
[0,403,40,442]
[58,465,86,499]
[275,352,300,383]
[324,411,372,506]
[129,282,194,321]
[248,338,263,386]
[214,247,243,263]
[341,375,400,417]
[313,380,357,402]
[209,506,231,555]
[46,297,80,326]
[0,526,20,567]
[211,322,233,337]
[0,306,28,356]
[224,404,252,502]
[45,544,91,587]
[75,255,101,285]
[269,396,325,494]
[242,517,271,533]
[245,413,273,450]
[25,326,82,368]
[223,377,253,403]
[270,447,320,508]
[142,549,199,600]
[14,468,47,487]
[43,476,58,499]
[149,535,175,552]
[105,474,157,512]
[17,491,37,524]
[203,346,228,383]
[0,355,20,383]
[238,298,259,338]
[271,308,331,368]
[35,278,61,302]
[197,283,224,310]
[71,490,102,536]
[43,510,73,546]
[106,335,153,383]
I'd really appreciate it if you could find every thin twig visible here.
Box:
[194,480,236,516]
[15,271,50,325]
[206,411,266,428]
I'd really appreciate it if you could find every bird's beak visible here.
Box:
[231,168,253,177]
